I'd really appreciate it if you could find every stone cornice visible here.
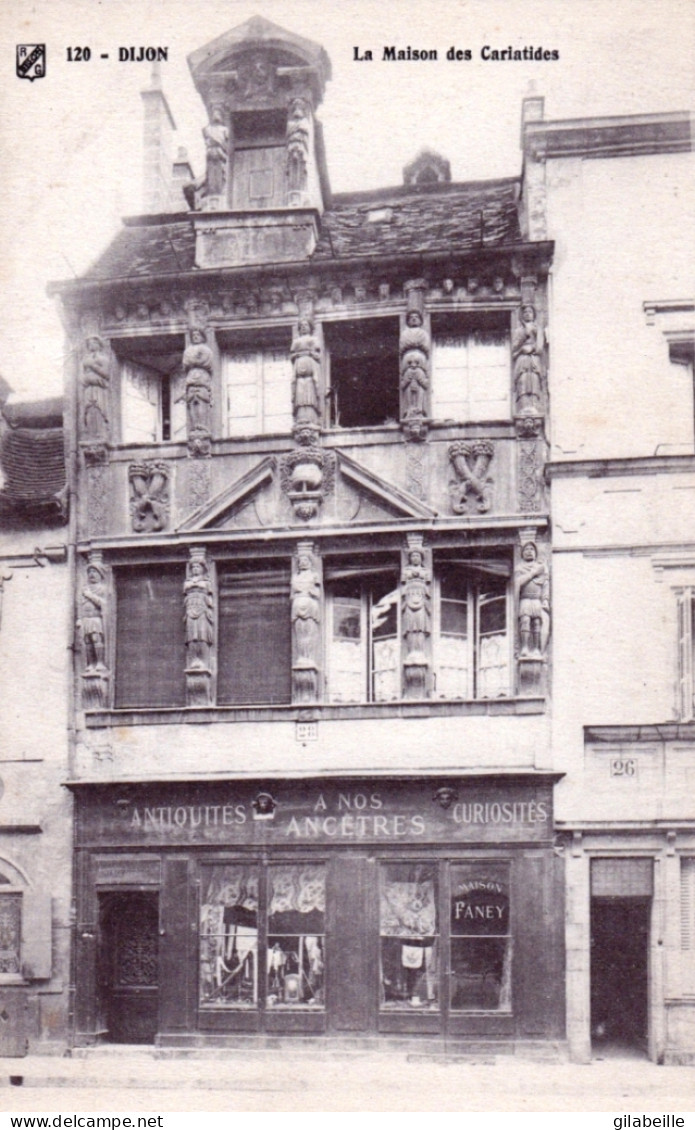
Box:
[76,513,549,557]
[48,240,555,299]
[524,111,693,161]
[546,454,695,480]
[585,723,695,743]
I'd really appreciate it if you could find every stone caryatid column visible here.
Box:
[400,280,430,442]
[286,94,312,207]
[290,309,322,446]
[514,529,550,695]
[401,534,432,699]
[78,551,110,710]
[183,311,215,457]
[513,278,547,514]
[202,102,230,210]
[183,547,215,706]
[291,541,322,703]
[512,299,545,420]
[81,334,112,462]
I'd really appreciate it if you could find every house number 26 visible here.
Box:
[610,758,637,777]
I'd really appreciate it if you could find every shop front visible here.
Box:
[72,775,564,1049]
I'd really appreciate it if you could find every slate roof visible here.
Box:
[80,178,521,283]
[1,397,66,512]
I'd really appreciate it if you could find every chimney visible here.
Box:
[171,146,195,212]
[520,86,545,147]
[141,63,177,213]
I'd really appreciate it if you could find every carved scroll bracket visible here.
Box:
[448,440,495,514]
[129,460,170,532]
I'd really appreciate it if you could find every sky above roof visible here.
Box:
[0,0,692,400]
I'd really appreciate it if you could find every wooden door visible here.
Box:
[100,891,159,1044]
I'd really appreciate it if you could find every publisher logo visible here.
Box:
[16,44,46,81]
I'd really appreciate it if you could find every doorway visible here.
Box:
[98,891,160,1044]
[590,896,650,1056]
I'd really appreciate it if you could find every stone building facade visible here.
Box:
[39,16,693,1060]
[528,108,695,1064]
[0,393,70,1054]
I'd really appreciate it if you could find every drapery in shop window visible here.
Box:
[268,865,325,917]
[199,865,259,1008]
[380,874,437,937]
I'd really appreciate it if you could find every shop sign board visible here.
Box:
[77,778,555,847]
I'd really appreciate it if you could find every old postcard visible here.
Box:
[0,0,693,1118]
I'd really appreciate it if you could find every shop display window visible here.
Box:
[266,864,326,1009]
[199,864,259,1008]
[449,862,512,1011]
[0,891,22,976]
[379,862,439,1011]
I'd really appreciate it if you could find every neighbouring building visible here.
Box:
[0,391,70,1054]
[39,16,693,1061]
[527,107,695,1064]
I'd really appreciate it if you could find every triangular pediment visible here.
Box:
[177,450,437,534]
[335,452,437,520]
[177,456,276,532]
[188,17,331,83]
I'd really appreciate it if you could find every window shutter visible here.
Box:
[681,858,695,992]
[677,591,694,721]
[217,567,291,705]
[21,892,52,980]
[114,565,187,708]
[261,350,293,433]
[122,360,161,443]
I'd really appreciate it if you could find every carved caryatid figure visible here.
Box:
[286,97,311,199]
[515,542,550,657]
[183,327,214,439]
[400,309,430,420]
[512,304,544,416]
[401,350,429,418]
[291,551,321,664]
[291,316,321,433]
[203,107,229,199]
[79,558,107,670]
[82,336,111,439]
[183,555,214,670]
[402,548,431,659]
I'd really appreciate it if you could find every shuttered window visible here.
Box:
[681,858,695,992]
[114,565,186,708]
[222,349,292,437]
[217,566,291,705]
[677,589,695,721]
[121,355,186,444]
[434,561,511,700]
[326,567,400,703]
[431,330,510,422]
